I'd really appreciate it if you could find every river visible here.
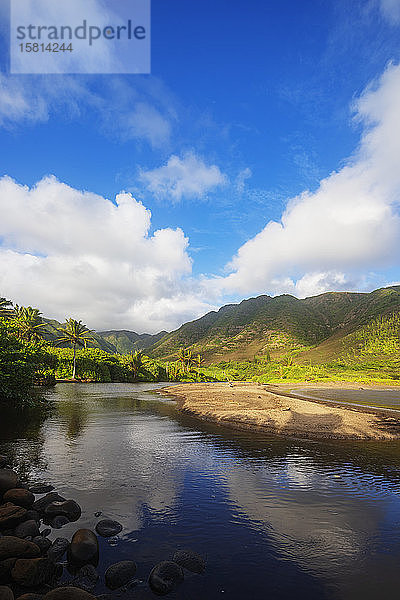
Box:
[2,382,400,599]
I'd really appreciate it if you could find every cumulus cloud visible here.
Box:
[0,176,215,331]
[139,152,227,202]
[215,63,400,298]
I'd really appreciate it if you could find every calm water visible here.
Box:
[294,387,400,410]
[3,383,400,599]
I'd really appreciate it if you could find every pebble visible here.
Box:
[68,530,98,567]
[72,564,98,592]
[0,585,13,600]
[0,471,18,496]
[0,537,40,561]
[11,557,61,587]
[95,520,122,538]
[29,484,54,495]
[172,549,206,574]
[0,504,27,530]
[50,516,69,529]
[32,493,65,515]
[148,561,184,596]
[105,561,137,590]
[48,538,69,562]
[2,490,34,509]
[43,587,97,600]
[14,520,40,539]
[44,500,81,522]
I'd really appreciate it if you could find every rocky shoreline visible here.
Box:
[0,457,205,599]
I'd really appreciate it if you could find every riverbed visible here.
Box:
[2,382,400,599]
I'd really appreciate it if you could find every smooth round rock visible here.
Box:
[0,537,40,561]
[95,520,122,538]
[50,516,69,529]
[32,493,65,515]
[48,538,69,562]
[11,558,61,587]
[24,511,40,523]
[29,484,54,495]
[44,588,96,600]
[17,594,43,600]
[44,500,81,523]
[172,549,206,574]
[148,561,184,596]
[0,558,16,585]
[0,585,13,600]
[3,489,34,509]
[68,530,98,567]
[32,536,51,554]
[15,520,40,539]
[105,561,137,590]
[0,471,18,496]
[0,458,7,469]
[0,504,27,530]
[72,564,98,592]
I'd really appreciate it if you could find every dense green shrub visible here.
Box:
[0,318,56,404]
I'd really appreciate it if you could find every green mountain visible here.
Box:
[41,320,166,354]
[147,286,400,363]
[96,330,168,354]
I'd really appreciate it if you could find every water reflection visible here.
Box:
[1,383,400,599]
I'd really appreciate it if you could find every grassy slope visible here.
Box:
[148,286,400,364]
[96,330,168,354]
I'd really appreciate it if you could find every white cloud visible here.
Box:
[139,152,227,202]
[0,73,173,147]
[379,0,400,23]
[215,63,400,298]
[0,176,216,331]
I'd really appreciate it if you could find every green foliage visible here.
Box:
[49,347,167,383]
[0,318,56,404]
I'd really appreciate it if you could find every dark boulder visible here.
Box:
[72,565,98,592]
[24,511,40,524]
[3,490,34,509]
[32,494,65,515]
[43,588,96,600]
[95,520,122,538]
[17,594,43,600]
[68,530,98,567]
[49,516,69,530]
[0,559,16,585]
[0,585,13,600]
[0,471,18,497]
[105,561,136,590]
[0,504,27,530]
[0,459,7,469]
[0,537,40,561]
[47,539,69,563]
[14,521,40,539]
[148,561,184,596]
[29,485,54,495]
[44,501,81,523]
[11,558,61,587]
[172,549,206,574]
[32,537,51,555]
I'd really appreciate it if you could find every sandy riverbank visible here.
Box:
[159,382,400,440]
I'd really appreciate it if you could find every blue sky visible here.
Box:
[0,0,400,331]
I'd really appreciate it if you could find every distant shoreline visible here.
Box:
[159,382,400,441]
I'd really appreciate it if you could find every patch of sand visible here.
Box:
[159,382,400,440]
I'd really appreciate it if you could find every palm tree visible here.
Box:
[196,353,204,369]
[177,348,195,373]
[126,351,145,380]
[0,297,14,319]
[57,318,94,379]
[14,305,46,341]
